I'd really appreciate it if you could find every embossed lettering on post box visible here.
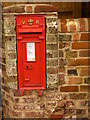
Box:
[16,15,46,91]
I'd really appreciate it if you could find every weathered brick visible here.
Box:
[46,44,58,50]
[47,101,57,108]
[72,42,89,49]
[59,66,65,73]
[59,50,63,57]
[50,114,63,118]
[80,85,89,92]
[73,33,79,41]
[7,76,17,82]
[67,69,78,75]
[59,58,66,67]
[59,34,72,41]
[47,67,58,74]
[67,58,90,66]
[59,42,70,49]
[80,33,90,41]
[69,93,88,99]
[6,52,16,59]
[3,16,15,35]
[80,100,88,107]
[60,86,78,92]
[2,64,6,71]
[84,77,90,84]
[76,109,86,115]
[3,5,25,13]
[59,74,65,85]
[46,50,58,58]
[64,108,76,115]
[79,18,87,32]
[66,51,77,59]
[79,50,90,57]
[46,34,57,43]
[65,100,75,107]
[60,19,67,33]
[79,68,90,76]
[34,5,58,13]
[24,112,39,118]
[25,6,32,13]
[47,59,58,66]
[88,18,90,31]
[69,19,76,32]
[68,77,82,84]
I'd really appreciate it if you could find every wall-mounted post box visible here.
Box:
[16,15,46,92]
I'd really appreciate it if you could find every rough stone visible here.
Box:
[46,18,58,34]
[47,74,58,89]
[59,34,72,41]
[47,59,58,66]
[46,34,58,43]
[5,37,16,52]
[46,44,58,50]
[3,16,15,35]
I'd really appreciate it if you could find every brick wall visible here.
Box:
[0,2,2,120]
[58,18,89,119]
[1,4,89,119]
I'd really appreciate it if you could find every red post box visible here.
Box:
[16,15,46,92]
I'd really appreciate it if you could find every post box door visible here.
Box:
[16,15,46,90]
[23,39,42,87]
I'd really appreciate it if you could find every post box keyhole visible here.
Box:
[26,66,28,69]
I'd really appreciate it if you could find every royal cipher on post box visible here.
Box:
[16,15,46,92]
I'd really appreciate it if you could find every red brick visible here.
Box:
[3,5,25,13]
[67,58,90,66]
[50,114,63,119]
[72,42,89,49]
[79,18,87,32]
[80,33,90,41]
[60,19,67,33]
[68,77,82,84]
[80,85,89,92]
[88,18,90,32]
[79,68,90,76]
[69,19,76,32]
[25,6,32,13]
[73,33,79,41]
[79,50,90,57]
[34,5,58,13]
[59,74,65,85]
[60,86,79,92]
